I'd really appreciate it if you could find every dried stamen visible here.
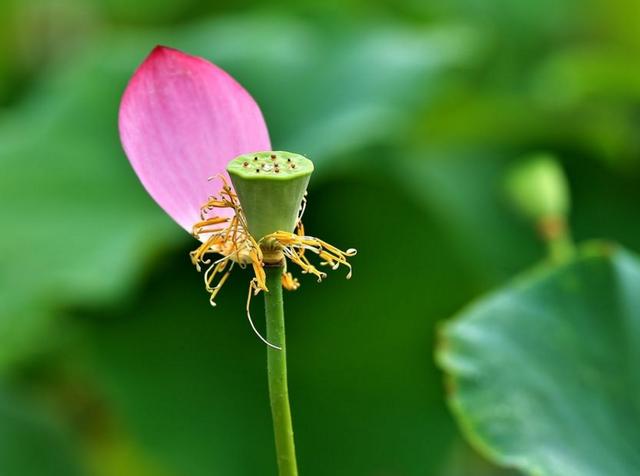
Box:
[190,175,356,347]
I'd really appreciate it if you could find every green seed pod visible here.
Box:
[227,151,314,240]
[505,153,570,222]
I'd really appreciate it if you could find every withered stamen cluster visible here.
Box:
[190,176,356,309]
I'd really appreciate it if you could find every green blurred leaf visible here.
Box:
[172,14,483,165]
[0,50,183,372]
[0,386,84,476]
[532,48,640,107]
[392,150,542,287]
[437,242,640,476]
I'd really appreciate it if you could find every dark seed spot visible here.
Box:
[291,164,296,169]
[270,154,276,159]
[253,156,258,161]
[243,161,249,167]
[256,169,260,173]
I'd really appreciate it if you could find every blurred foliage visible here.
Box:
[1,0,640,475]
[0,386,83,476]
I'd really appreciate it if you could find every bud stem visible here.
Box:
[538,216,575,263]
[264,266,299,476]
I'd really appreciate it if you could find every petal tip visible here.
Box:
[147,44,189,62]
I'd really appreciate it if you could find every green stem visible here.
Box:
[539,216,575,264]
[264,265,299,476]
[547,231,575,263]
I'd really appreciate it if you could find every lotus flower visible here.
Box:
[119,46,355,346]
[118,46,357,475]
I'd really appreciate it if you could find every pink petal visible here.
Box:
[119,46,271,233]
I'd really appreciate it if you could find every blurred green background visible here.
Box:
[1,0,639,475]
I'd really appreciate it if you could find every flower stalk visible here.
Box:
[187,151,355,473]
[119,47,355,476]
[264,264,298,476]
[538,215,574,263]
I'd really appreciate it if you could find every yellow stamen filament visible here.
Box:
[265,231,356,280]
[281,271,300,291]
[204,259,234,306]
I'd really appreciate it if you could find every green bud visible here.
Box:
[227,151,314,239]
[505,154,570,222]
